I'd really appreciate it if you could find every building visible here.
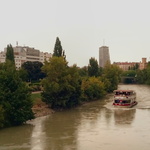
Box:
[99,46,111,67]
[0,46,52,69]
[139,58,147,70]
[114,58,148,71]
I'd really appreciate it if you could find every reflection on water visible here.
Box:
[0,84,150,150]
[43,110,80,150]
[30,116,47,150]
[113,108,136,125]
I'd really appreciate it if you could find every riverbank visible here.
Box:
[32,101,54,117]
[31,92,55,117]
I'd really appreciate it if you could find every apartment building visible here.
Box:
[0,46,52,69]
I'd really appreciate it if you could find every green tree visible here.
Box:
[122,70,136,77]
[121,70,137,83]
[136,69,146,84]
[135,62,150,84]
[21,61,45,82]
[18,68,28,81]
[100,76,111,92]
[0,105,4,128]
[0,62,34,127]
[78,66,88,77]
[53,37,66,58]
[41,57,81,109]
[5,44,15,64]
[103,63,123,92]
[88,57,99,77]
[81,77,106,101]
[145,63,150,85]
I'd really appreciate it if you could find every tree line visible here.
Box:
[0,38,122,128]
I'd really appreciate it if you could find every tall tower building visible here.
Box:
[99,46,110,67]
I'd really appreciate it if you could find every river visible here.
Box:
[0,84,150,150]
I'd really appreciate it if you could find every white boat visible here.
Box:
[113,90,137,108]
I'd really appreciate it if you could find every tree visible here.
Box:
[21,61,45,82]
[5,44,15,64]
[78,66,88,77]
[0,62,34,127]
[81,77,106,101]
[0,105,4,128]
[145,63,150,85]
[103,63,123,92]
[136,69,146,84]
[88,57,99,77]
[41,57,81,109]
[53,37,66,58]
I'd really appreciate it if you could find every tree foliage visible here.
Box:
[103,63,123,92]
[136,62,150,85]
[21,61,45,82]
[81,77,106,101]
[88,57,99,77]
[78,66,88,77]
[41,57,81,109]
[53,37,66,58]
[121,70,136,77]
[0,62,34,127]
[5,44,15,64]
[0,105,4,128]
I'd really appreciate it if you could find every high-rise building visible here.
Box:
[99,46,110,67]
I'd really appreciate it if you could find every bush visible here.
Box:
[29,83,42,92]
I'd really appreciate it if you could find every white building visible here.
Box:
[0,46,52,69]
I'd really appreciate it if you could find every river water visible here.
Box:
[0,84,150,150]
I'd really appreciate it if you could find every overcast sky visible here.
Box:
[0,0,150,67]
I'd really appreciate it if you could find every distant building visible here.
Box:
[139,58,147,70]
[99,46,111,67]
[114,58,148,71]
[0,46,52,69]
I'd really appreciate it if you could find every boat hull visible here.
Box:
[113,101,138,108]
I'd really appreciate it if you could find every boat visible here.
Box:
[113,90,137,108]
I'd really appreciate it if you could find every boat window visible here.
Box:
[115,100,120,103]
[127,92,130,95]
[122,100,131,103]
[116,92,119,95]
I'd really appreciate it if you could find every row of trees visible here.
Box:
[0,44,34,128]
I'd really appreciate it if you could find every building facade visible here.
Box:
[0,46,52,69]
[114,58,148,71]
[99,46,111,67]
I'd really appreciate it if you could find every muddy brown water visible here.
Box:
[0,84,150,150]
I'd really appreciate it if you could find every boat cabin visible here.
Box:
[114,90,136,97]
[113,90,137,108]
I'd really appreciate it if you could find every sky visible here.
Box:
[0,0,150,67]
